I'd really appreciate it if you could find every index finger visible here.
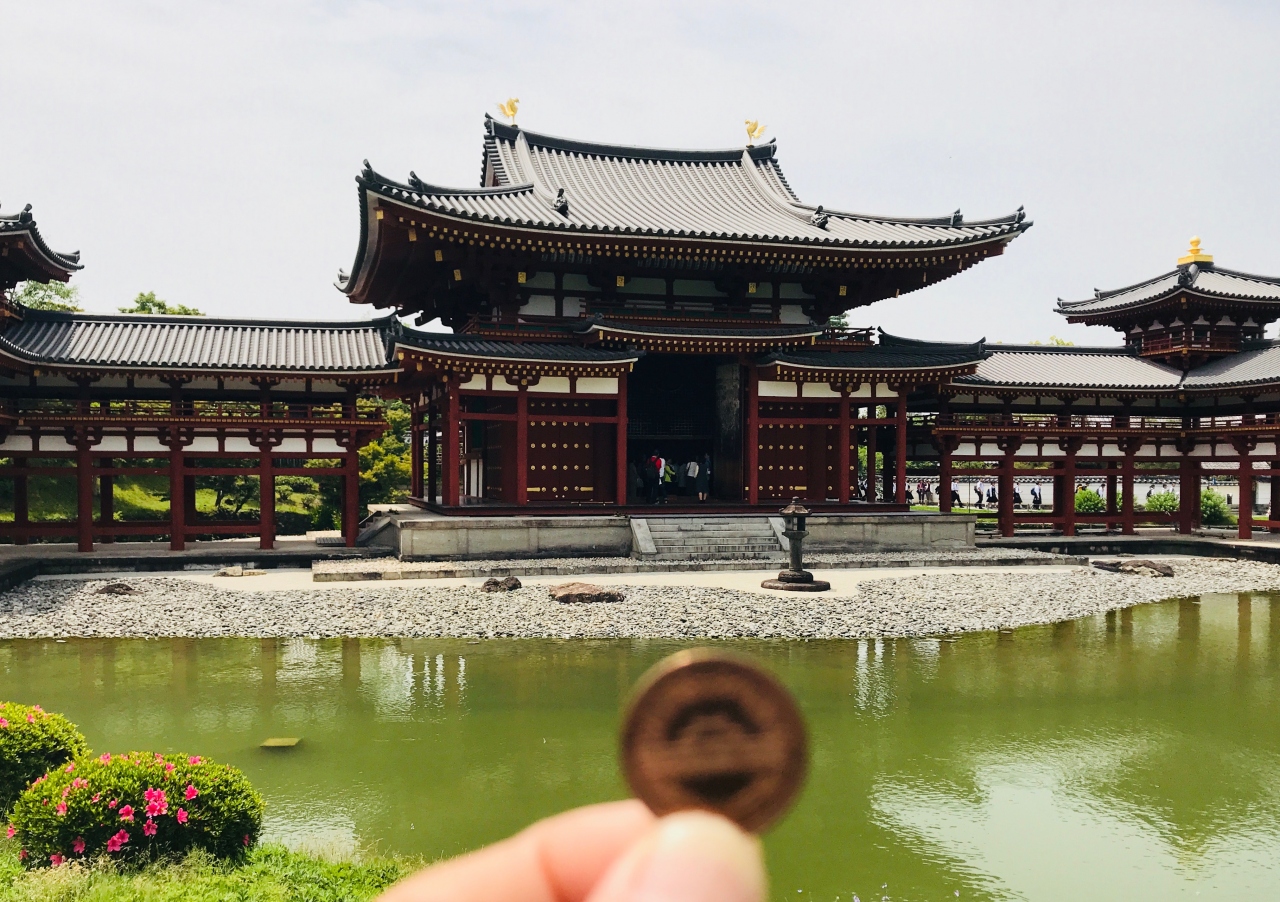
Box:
[378,799,657,902]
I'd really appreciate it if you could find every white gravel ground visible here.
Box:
[2,557,1278,639]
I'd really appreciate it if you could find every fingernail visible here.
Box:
[620,811,766,902]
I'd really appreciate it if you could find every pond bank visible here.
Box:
[2,557,1279,639]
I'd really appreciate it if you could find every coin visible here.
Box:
[620,649,808,833]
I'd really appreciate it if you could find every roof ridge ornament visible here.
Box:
[949,209,963,227]
[553,187,569,216]
[497,98,519,125]
[1178,236,1214,266]
[745,119,766,145]
[809,205,829,229]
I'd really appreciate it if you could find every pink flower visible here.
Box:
[61,787,70,799]
[146,800,166,817]
[50,854,65,867]
[65,763,75,773]
[105,829,130,853]
[26,713,33,723]
[0,718,8,728]
[72,778,87,790]
[32,705,42,712]
[176,809,188,825]
[243,834,251,847]
[143,820,157,837]
[99,753,111,764]
[184,784,199,801]
[55,802,67,816]
[188,756,202,765]
[118,805,134,822]
[165,763,175,773]
[91,794,101,803]
[5,824,13,839]
[18,849,27,861]
[72,837,85,855]
[108,799,118,809]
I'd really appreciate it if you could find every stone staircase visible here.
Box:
[635,516,784,560]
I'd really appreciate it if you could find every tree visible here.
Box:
[1074,487,1106,513]
[8,280,83,312]
[120,291,203,316]
[1028,336,1075,346]
[826,311,849,329]
[1201,489,1235,526]
[310,398,411,527]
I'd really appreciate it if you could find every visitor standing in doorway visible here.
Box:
[695,453,711,501]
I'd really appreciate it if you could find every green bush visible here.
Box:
[1201,489,1236,527]
[10,752,263,868]
[1146,491,1179,513]
[1074,488,1106,514]
[0,703,88,814]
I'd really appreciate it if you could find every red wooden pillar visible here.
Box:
[1179,457,1197,534]
[999,452,1015,537]
[615,372,629,506]
[76,441,94,552]
[98,458,114,544]
[516,387,529,506]
[259,446,276,550]
[342,445,360,547]
[1239,461,1253,540]
[13,456,28,546]
[1062,452,1077,537]
[1121,453,1136,535]
[837,390,851,505]
[895,394,908,505]
[442,379,460,507]
[169,444,186,551]
[746,368,760,505]
[409,400,424,500]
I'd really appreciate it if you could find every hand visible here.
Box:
[377,800,766,902]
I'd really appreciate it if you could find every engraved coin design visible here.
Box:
[620,649,808,833]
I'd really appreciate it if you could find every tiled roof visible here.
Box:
[0,204,82,288]
[957,346,1182,389]
[764,331,986,371]
[572,317,823,340]
[1181,340,1280,389]
[395,328,640,363]
[357,117,1031,250]
[1057,264,1280,317]
[0,309,396,373]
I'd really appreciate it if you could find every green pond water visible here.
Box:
[4,593,1280,900]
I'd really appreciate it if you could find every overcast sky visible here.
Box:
[4,1,1278,345]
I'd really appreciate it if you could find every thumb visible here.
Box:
[585,811,767,902]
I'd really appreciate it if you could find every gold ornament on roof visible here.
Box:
[745,119,767,144]
[497,98,520,125]
[1177,236,1214,265]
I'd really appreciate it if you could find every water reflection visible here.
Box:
[1,594,1279,898]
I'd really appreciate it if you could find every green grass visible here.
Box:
[0,841,415,902]
[0,478,316,524]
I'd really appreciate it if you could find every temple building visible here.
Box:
[339,115,1030,510]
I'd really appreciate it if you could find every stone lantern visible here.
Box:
[761,498,831,592]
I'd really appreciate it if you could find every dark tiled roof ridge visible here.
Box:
[1057,270,1175,309]
[985,343,1136,355]
[573,316,822,338]
[877,329,987,355]
[484,115,779,165]
[0,205,83,271]
[1059,264,1280,311]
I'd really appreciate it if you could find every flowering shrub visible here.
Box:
[1074,488,1106,514]
[0,702,88,814]
[8,751,264,868]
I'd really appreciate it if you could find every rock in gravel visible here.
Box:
[1094,559,1174,577]
[216,565,244,577]
[94,583,137,595]
[481,576,523,592]
[500,576,522,591]
[549,582,623,604]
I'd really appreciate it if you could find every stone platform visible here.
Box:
[365,508,976,561]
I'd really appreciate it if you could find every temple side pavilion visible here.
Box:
[340,116,1030,511]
